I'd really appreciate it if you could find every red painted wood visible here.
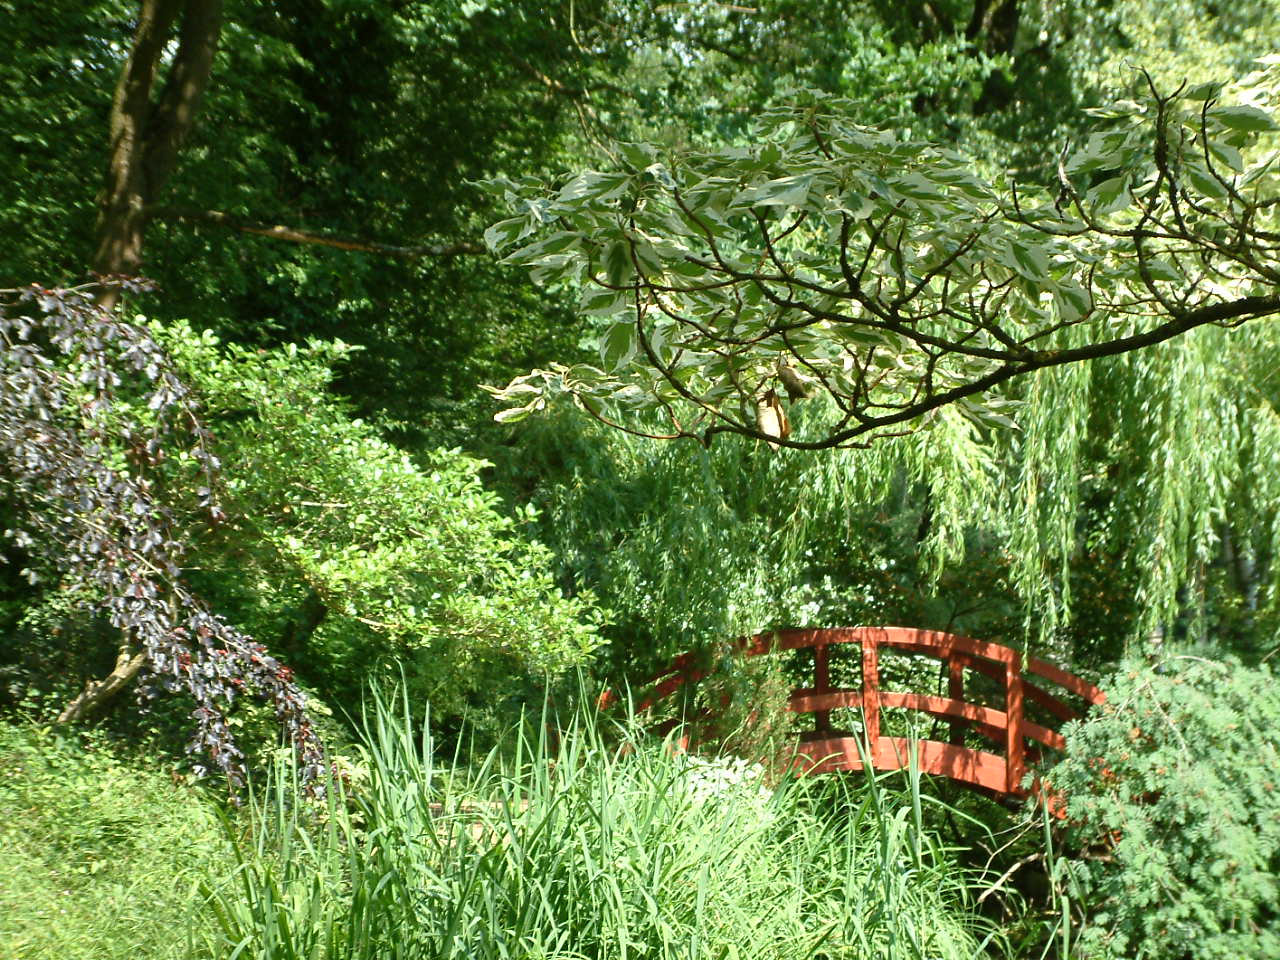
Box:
[606,626,1106,800]
[788,690,1068,752]
[787,654,1077,731]
[862,640,880,766]
[1023,656,1105,705]
[1005,660,1026,794]
[793,736,1010,793]
[763,629,1098,722]
[1024,721,1066,752]
[789,687,862,712]
[879,691,1004,728]
[929,651,1080,724]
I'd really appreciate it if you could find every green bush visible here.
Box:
[0,720,231,960]
[198,690,1002,960]
[160,323,608,724]
[1050,655,1280,959]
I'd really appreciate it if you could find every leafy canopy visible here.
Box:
[485,65,1280,449]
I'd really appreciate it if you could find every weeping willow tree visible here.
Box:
[488,61,1280,669]
[506,332,1280,680]
[502,401,1012,678]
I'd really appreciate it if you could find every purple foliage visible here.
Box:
[0,281,323,791]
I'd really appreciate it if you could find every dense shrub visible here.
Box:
[1,303,607,767]
[0,285,322,787]
[1050,655,1280,959]
[158,323,607,725]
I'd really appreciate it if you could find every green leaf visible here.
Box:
[1207,104,1279,132]
[528,253,581,286]
[1053,282,1092,323]
[580,287,631,317]
[600,321,637,371]
[602,241,636,287]
[736,174,813,208]
[1009,240,1051,283]
[483,216,528,252]
[1207,141,1245,174]
[1143,260,1183,284]
[893,172,944,200]
[618,141,658,169]
[838,192,875,219]
[1183,160,1229,199]
[558,170,630,203]
[1184,81,1226,101]
[1067,131,1129,175]
[494,403,536,423]
[1088,176,1131,215]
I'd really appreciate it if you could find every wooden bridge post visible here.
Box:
[813,642,832,734]
[862,636,881,766]
[1005,658,1026,794]
[948,658,965,746]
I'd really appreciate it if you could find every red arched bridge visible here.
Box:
[606,627,1106,799]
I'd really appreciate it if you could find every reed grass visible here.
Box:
[197,688,1004,960]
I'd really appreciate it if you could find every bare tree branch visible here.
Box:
[149,207,486,258]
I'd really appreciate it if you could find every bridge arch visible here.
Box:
[613,627,1106,798]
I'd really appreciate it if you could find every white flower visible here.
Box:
[679,755,772,814]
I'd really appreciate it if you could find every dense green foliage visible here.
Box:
[1052,657,1280,958]
[500,407,1026,677]
[199,691,1001,960]
[162,324,606,719]
[0,721,230,960]
[0,318,606,744]
[4,1,1280,956]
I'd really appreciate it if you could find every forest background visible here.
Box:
[2,2,1279,959]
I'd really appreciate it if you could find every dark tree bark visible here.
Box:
[92,0,223,305]
[147,207,485,258]
[966,0,1022,115]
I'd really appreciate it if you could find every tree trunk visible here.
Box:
[966,0,1021,116]
[57,641,148,724]
[92,0,223,306]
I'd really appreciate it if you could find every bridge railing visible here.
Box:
[614,626,1106,797]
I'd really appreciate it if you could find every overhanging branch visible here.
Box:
[749,294,1280,450]
[148,207,486,258]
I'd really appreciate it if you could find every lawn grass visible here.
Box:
[0,721,230,960]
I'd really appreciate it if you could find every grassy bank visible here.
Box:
[2,695,1023,960]
[0,721,230,960]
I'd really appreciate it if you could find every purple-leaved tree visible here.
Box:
[1,280,322,789]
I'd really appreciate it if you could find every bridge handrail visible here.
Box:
[607,625,1105,798]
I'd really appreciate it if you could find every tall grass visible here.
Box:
[198,690,1003,960]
